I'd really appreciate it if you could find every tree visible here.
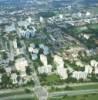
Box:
[24,88,32,93]
[65,86,73,90]
[0,67,5,73]
[62,95,68,100]
[2,52,8,59]
[26,66,32,75]
[1,74,12,88]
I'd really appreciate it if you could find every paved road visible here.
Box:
[0,87,33,94]
[34,86,48,100]
[21,40,40,86]
[9,40,14,61]
[49,89,98,97]
[21,40,48,100]
[0,93,34,100]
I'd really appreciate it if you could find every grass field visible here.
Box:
[48,83,98,92]
[73,84,98,90]
[40,74,64,85]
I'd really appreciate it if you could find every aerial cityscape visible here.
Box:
[0,0,98,100]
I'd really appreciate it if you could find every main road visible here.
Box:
[21,40,48,100]
[49,89,98,98]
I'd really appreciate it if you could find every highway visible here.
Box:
[49,89,98,97]
[0,93,34,100]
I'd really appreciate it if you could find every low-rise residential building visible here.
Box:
[53,55,68,79]
[56,67,68,80]
[82,34,90,40]
[5,23,16,33]
[32,54,38,60]
[32,48,39,54]
[40,54,48,66]
[11,73,18,84]
[85,65,93,74]
[43,46,49,55]
[39,44,45,49]
[72,71,87,80]
[28,47,39,54]
[39,44,49,55]
[18,20,29,28]
[16,48,24,56]
[30,43,35,48]
[86,11,91,17]
[15,57,28,74]
[76,61,84,67]
[28,43,39,61]
[95,66,98,74]
[90,60,98,67]
[28,47,33,52]
[38,65,52,75]
[0,74,2,83]
[54,55,64,67]
[67,67,74,73]
[20,71,27,78]
[18,28,36,38]
[40,16,44,23]
[26,17,32,24]
[13,39,17,49]
[5,67,11,74]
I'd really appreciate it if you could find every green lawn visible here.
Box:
[40,74,65,85]
[88,24,98,29]
[73,84,98,90]
[49,83,98,92]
